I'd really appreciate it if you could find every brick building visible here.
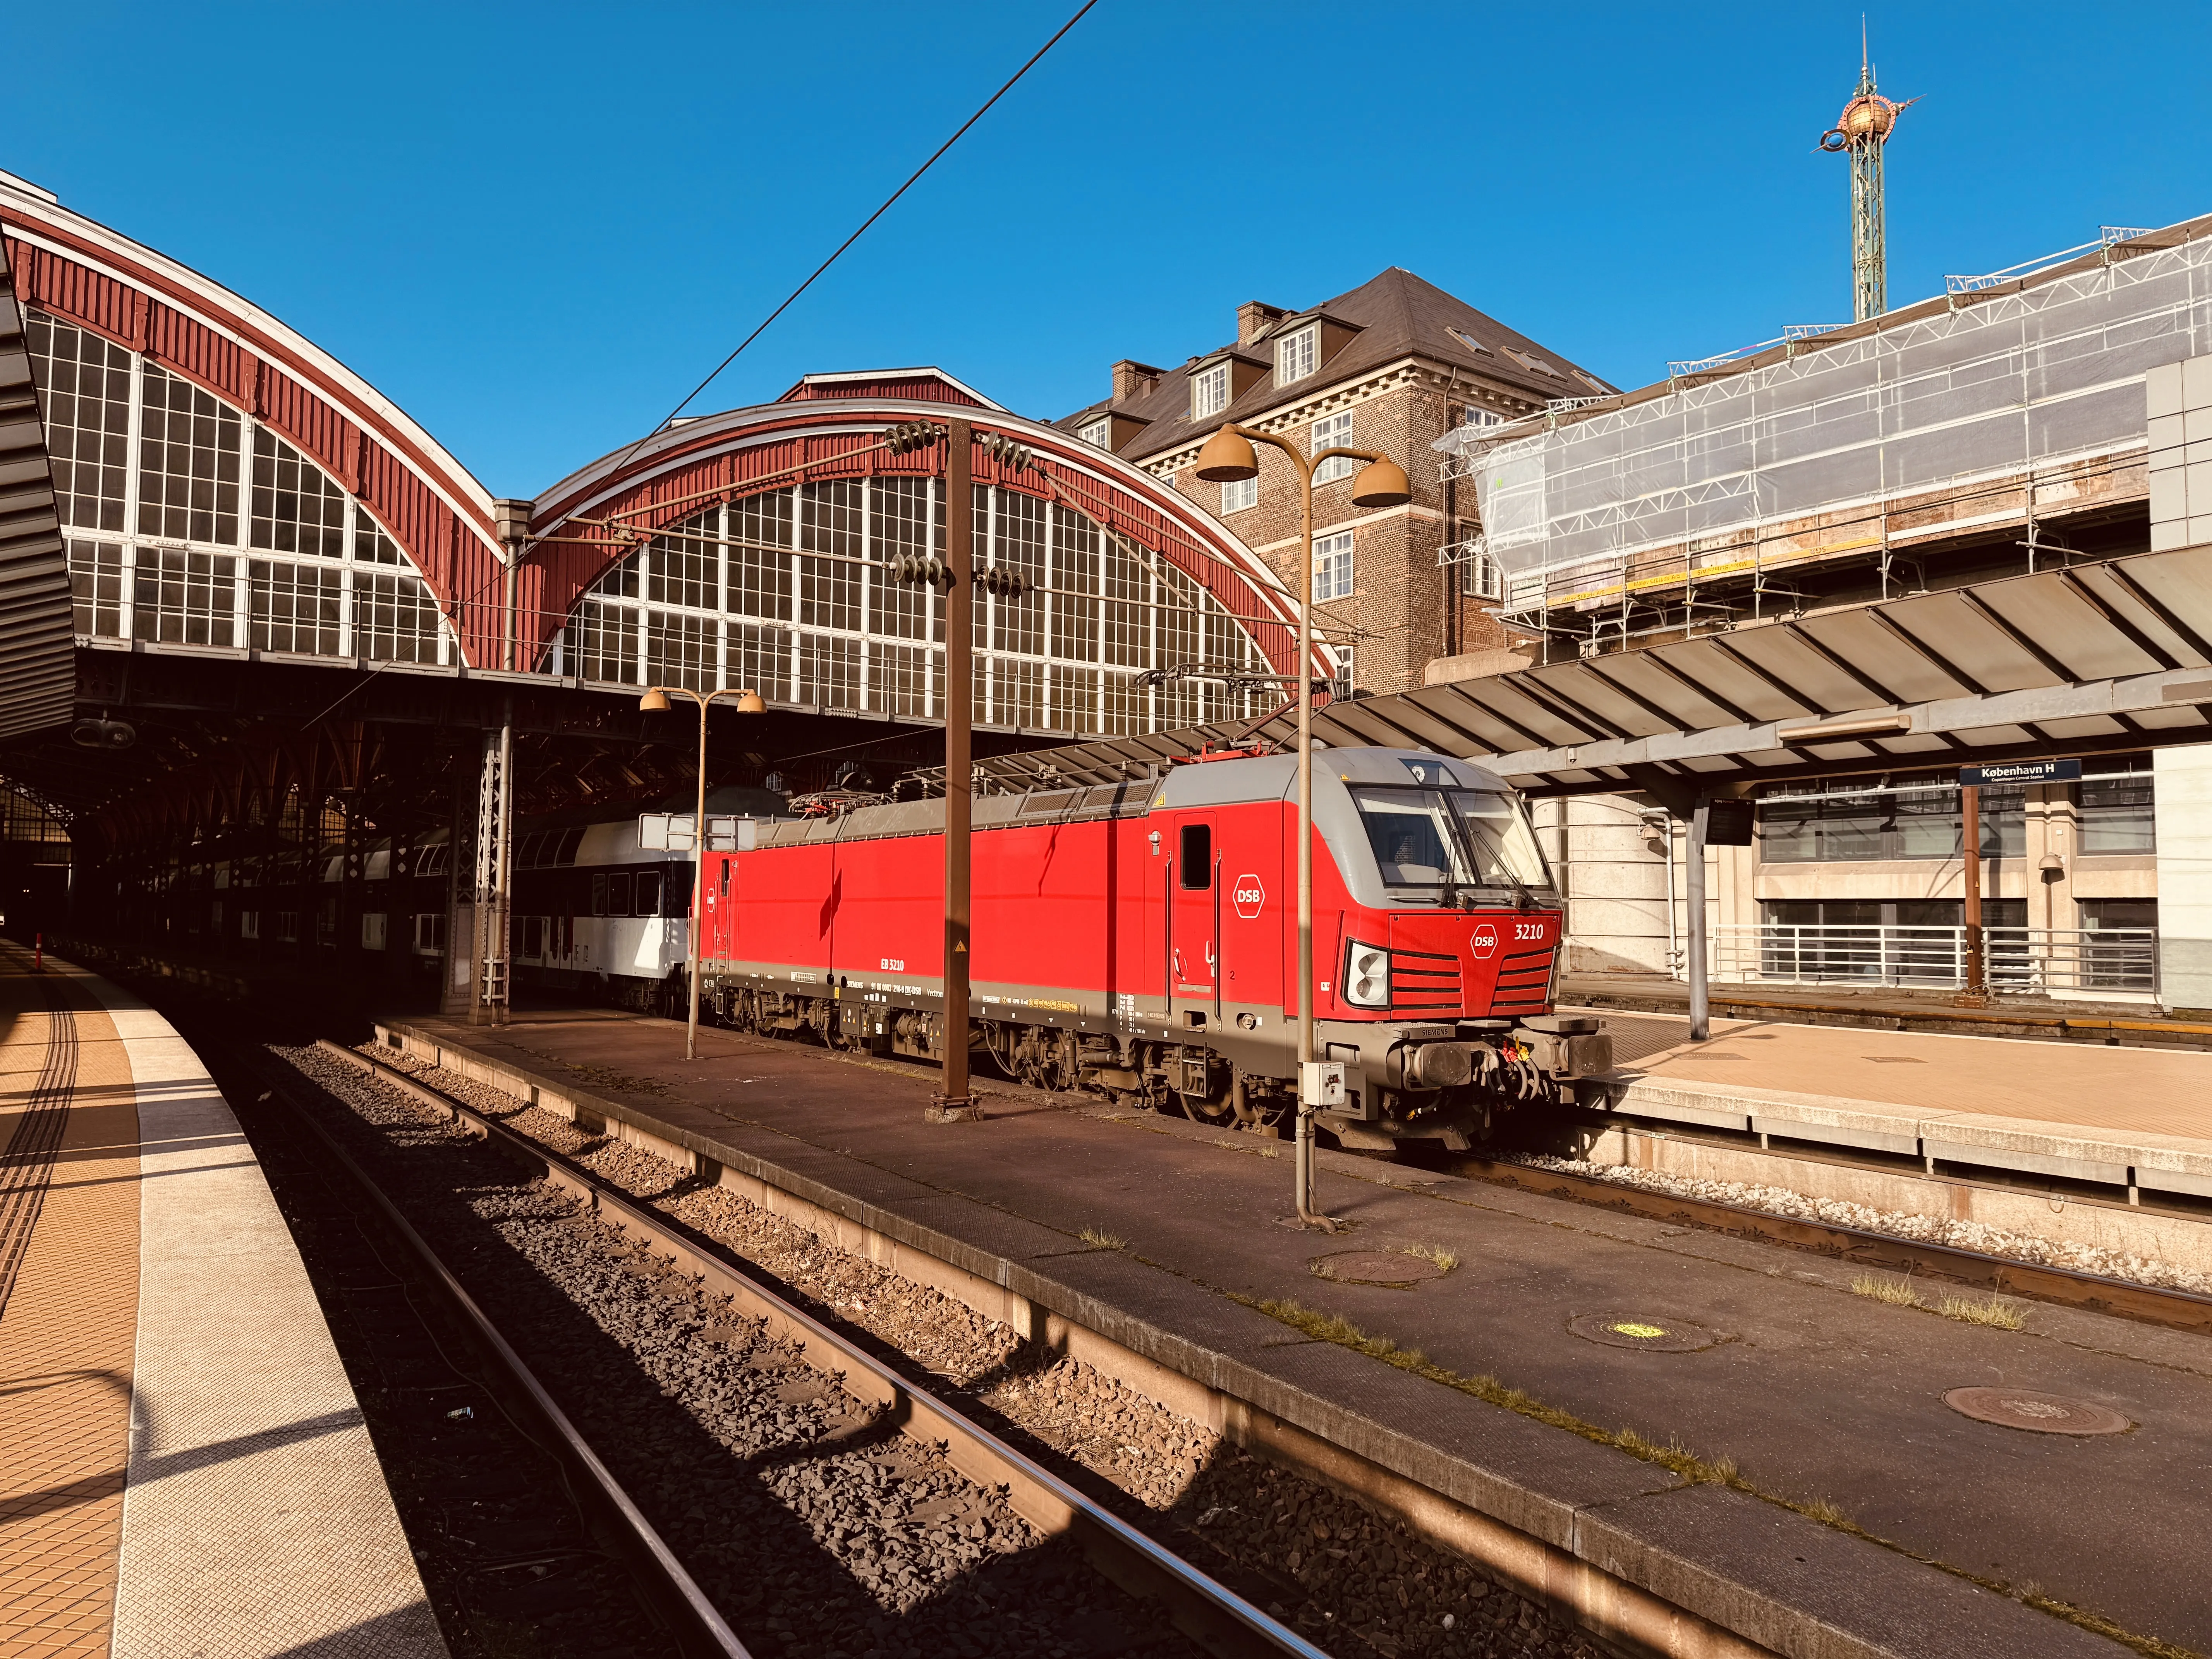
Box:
[1057,270,1610,697]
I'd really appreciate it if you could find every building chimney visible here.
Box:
[1111,359,1162,402]
[1238,302,1288,345]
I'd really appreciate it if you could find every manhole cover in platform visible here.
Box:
[1567,1312,1721,1353]
[1943,1388,2132,1435]
[1309,1250,1446,1287]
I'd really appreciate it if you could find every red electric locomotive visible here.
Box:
[697,746,1611,1149]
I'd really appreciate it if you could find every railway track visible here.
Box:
[233,1044,736,1658]
[1449,1148,2212,1339]
[282,1035,1329,1659]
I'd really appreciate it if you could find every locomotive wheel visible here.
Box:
[1176,1093,1231,1125]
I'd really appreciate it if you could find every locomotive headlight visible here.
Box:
[1344,942,1391,1009]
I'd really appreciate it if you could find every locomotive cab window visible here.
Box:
[1178,824,1212,889]
[635,870,663,917]
[1448,790,1553,889]
[1351,787,1552,893]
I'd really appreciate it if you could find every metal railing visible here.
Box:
[1711,924,2159,996]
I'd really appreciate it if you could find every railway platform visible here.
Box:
[0,945,444,1659]
[1562,971,2212,1051]
[384,1003,2212,1659]
[1578,1003,2212,1275]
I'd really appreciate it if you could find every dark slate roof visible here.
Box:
[1055,268,1611,463]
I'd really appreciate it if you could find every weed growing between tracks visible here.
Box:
[1237,1298,1751,1492]
[1938,1290,2030,1330]
[1850,1273,2032,1330]
[1238,1296,2203,1659]
[1849,1272,1926,1307]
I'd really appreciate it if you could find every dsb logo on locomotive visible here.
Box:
[1233,875,1266,920]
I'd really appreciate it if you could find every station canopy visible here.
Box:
[974,541,2212,798]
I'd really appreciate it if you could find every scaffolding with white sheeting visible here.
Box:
[1434,217,2212,653]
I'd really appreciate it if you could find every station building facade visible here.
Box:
[1058,270,1612,699]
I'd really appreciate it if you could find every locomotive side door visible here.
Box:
[1165,814,1218,1020]
[702,853,733,964]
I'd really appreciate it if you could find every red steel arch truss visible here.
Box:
[522,393,1317,689]
[1,195,506,665]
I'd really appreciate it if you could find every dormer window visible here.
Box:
[1190,362,1230,420]
[1276,324,1317,384]
[1079,416,1111,449]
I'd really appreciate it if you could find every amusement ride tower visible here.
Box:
[1820,36,1917,321]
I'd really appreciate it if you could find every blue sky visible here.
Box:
[8,2,2207,496]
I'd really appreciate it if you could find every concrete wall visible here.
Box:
[2155,744,2212,1013]
[2147,353,2212,551]
[1545,793,1682,977]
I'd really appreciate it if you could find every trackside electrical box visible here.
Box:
[1300,1060,1346,1108]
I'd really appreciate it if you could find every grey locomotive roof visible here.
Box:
[747,749,1514,848]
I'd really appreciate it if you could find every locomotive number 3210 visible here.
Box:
[1514,921,1547,941]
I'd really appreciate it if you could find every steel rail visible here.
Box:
[314,1039,1331,1659]
[247,1048,754,1659]
[1456,1149,2212,1338]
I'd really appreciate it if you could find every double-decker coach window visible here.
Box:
[591,874,608,916]
[636,871,663,917]
[1179,824,1212,889]
[610,872,632,915]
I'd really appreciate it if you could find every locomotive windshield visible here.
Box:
[1350,787,1552,895]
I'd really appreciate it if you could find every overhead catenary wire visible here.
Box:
[600,0,1101,485]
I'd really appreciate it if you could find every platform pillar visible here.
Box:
[935,418,975,1119]
[1686,797,1710,1042]
[471,720,514,1026]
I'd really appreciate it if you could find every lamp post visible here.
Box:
[1193,424,1410,1228]
[640,683,766,1060]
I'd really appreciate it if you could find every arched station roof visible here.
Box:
[520,368,1326,722]
[0,177,1330,845]
[0,169,504,668]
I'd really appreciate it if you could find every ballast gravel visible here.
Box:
[366,1043,1608,1659]
[1511,1151,2212,1296]
[279,1043,1204,1659]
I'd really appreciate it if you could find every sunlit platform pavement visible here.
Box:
[1580,1003,2212,1231]
[0,946,443,1659]
[391,1003,2212,1657]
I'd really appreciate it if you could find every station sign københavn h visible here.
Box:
[1958,759,2083,787]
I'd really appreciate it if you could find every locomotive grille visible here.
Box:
[1490,941,1556,1015]
[1390,947,1464,1015]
